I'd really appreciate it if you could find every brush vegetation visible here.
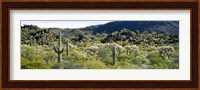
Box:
[21,23,179,69]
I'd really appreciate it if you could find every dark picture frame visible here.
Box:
[2,2,198,88]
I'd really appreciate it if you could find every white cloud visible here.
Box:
[21,21,112,29]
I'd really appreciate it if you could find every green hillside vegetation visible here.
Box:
[21,24,179,69]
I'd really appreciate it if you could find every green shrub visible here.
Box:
[64,63,82,69]
[158,46,174,59]
[43,50,57,63]
[147,50,178,69]
[147,51,159,59]
[102,57,113,65]
[21,45,36,61]
[21,58,29,69]
[115,61,135,69]
[132,56,149,66]
[21,59,51,69]
[51,63,64,69]
[82,60,108,69]
[171,51,179,63]
[110,61,140,69]
[117,54,134,62]
[69,49,87,60]
[21,45,45,61]
[149,57,171,69]
[137,51,148,58]
[97,47,112,61]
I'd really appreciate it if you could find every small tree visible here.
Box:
[86,46,99,56]
[147,46,158,56]
[158,46,174,59]
[124,45,139,57]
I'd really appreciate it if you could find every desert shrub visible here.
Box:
[85,46,99,56]
[117,54,134,62]
[172,43,179,50]
[147,47,178,69]
[137,51,148,58]
[139,64,150,69]
[170,51,179,69]
[21,45,53,69]
[51,63,64,69]
[21,45,36,61]
[64,60,84,69]
[103,57,113,65]
[147,51,159,59]
[116,61,135,69]
[110,61,140,69]
[82,60,108,69]
[158,46,174,59]
[21,59,51,69]
[147,51,172,69]
[147,46,158,52]
[69,49,87,60]
[124,45,139,56]
[151,62,171,69]
[21,58,30,69]
[171,51,179,63]
[33,54,43,61]
[43,50,57,63]
[21,45,45,61]
[64,59,107,69]
[131,56,149,66]
[168,62,179,69]
[97,47,112,61]
[149,57,172,69]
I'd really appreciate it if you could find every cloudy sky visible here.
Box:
[21,21,112,29]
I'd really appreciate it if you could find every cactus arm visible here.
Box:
[54,45,58,52]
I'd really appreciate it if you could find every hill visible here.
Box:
[80,21,179,34]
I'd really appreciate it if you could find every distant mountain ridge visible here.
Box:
[79,21,179,34]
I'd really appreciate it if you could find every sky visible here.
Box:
[21,21,112,29]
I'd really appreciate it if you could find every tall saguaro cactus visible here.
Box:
[112,46,116,65]
[66,40,69,57]
[54,31,64,63]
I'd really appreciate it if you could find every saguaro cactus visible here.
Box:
[112,46,116,65]
[66,40,69,57]
[54,31,64,63]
